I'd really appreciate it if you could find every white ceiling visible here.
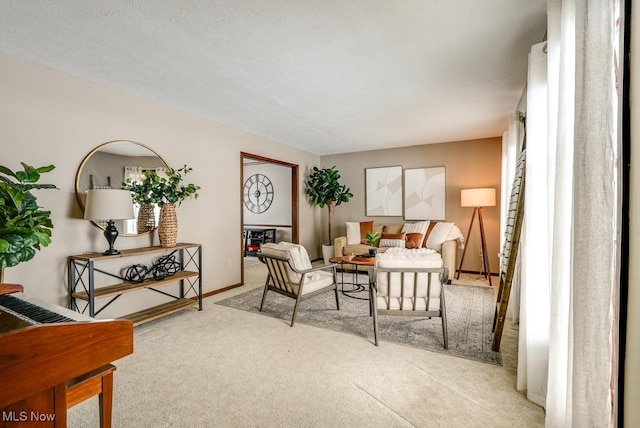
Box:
[0,1,546,155]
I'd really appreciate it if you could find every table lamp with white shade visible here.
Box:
[84,189,135,255]
[456,188,496,286]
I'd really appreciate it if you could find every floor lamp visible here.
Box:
[455,188,496,286]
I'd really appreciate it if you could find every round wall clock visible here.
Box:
[243,173,274,214]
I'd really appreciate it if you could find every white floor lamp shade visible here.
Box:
[461,188,496,208]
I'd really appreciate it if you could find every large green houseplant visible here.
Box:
[305,166,352,262]
[122,165,200,247]
[0,162,57,282]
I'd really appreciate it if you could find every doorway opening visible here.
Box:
[240,152,299,285]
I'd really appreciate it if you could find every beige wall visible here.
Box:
[321,138,502,273]
[0,52,323,317]
[0,51,502,320]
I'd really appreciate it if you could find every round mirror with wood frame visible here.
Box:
[75,140,170,236]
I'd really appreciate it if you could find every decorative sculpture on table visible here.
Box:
[122,254,181,283]
[124,264,149,283]
[151,255,181,280]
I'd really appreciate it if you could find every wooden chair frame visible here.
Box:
[256,253,340,326]
[370,267,449,349]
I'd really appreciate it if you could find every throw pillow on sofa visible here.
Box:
[425,222,455,251]
[346,221,374,245]
[405,232,424,249]
[383,224,404,234]
[401,220,430,247]
[379,232,406,248]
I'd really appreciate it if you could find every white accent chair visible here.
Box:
[370,249,449,349]
[257,242,340,326]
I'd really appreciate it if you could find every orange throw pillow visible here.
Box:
[359,221,374,244]
[360,221,374,235]
[405,233,424,249]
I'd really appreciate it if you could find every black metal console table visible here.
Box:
[68,243,202,326]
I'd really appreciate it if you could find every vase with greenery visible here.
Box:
[122,165,200,248]
[0,162,57,283]
[121,169,160,233]
[305,166,352,263]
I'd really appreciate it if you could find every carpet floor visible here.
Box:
[216,277,501,365]
[66,264,544,427]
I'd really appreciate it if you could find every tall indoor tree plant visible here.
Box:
[0,162,57,283]
[123,165,200,248]
[305,166,353,263]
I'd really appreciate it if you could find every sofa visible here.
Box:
[334,220,464,282]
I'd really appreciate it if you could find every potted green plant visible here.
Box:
[364,231,381,257]
[0,162,57,283]
[364,231,380,247]
[305,166,353,263]
[122,165,200,248]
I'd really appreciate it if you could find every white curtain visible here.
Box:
[500,114,524,254]
[501,113,525,323]
[123,166,168,182]
[519,41,550,407]
[518,1,619,426]
[154,166,168,179]
[124,166,144,183]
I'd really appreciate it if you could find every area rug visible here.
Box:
[216,279,502,365]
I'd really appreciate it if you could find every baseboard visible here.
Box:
[199,283,243,299]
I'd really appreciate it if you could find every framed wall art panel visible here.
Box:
[403,166,446,220]
[365,166,403,216]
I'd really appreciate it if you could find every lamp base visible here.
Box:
[103,220,121,255]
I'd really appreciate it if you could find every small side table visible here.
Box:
[329,255,375,300]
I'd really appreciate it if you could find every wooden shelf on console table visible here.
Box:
[68,243,202,325]
[72,270,199,300]
[123,298,197,326]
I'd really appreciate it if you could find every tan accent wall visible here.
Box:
[322,138,502,274]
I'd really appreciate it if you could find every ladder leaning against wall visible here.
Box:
[492,149,526,352]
